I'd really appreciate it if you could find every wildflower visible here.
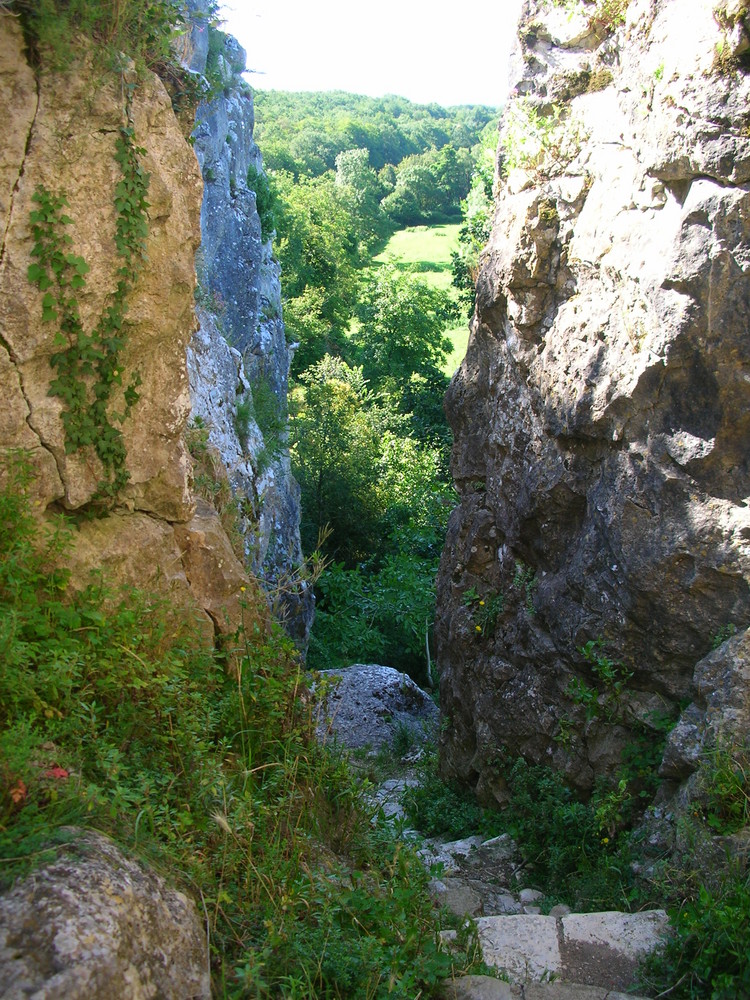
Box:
[479,600,485,606]
[240,585,246,593]
[44,766,69,780]
[475,625,482,632]
[601,836,609,845]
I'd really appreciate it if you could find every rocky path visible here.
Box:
[320,665,669,999]
[376,783,667,999]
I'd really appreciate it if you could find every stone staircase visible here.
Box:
[373,780,669,999]
[323,667,671,999]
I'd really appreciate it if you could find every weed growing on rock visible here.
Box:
[697,740,750,835]
[463,586,504,636]
[500,100,588,180]
[233,394,253,452]
[12,0,221,116]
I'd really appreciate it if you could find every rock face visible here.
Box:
[0,15,260,645]
[0,829,210,1000]
[436,0,750,798]
[184,17,313,649]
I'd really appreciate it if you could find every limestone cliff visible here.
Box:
[436,0,750,801]
[0,15,258,644]
[182,18,313,648]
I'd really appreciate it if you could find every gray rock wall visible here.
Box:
[182,18,313,648]
[436,0,750,799]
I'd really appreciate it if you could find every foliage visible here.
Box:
[590,0,630,31]
[11,0,220,113]
[697,741,750,835]
[249,374,287,474]
[291,355,452,556]
[234,394,253,451]
[273,171,367,375]
[309,552,441,682]
[499,100,587,181]
[353,264,456,390]
[450,119,497,316]
[0,458,484,997]
[401,746,504,840]
[290,357,388,562]
[246,165,276,243]
[27,116,148,506]
[12,0,185,69]
[254,89,497,180]
[639,873,750,999]
[380,145,474,226]
[462,587,504,637]
[334,147,388,243]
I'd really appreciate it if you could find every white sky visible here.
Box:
[220,0,523,107]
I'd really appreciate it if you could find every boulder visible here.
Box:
[0,830,210,1000]
[315,663,439,752]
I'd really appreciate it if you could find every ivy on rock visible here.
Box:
[27,108,149,506]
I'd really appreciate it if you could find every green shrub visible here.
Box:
[640,874,750,999]
[247,165,276,243]
[0,456,486,995]
[401,747,504,840]
[698,741,750,835]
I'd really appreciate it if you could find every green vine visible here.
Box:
[27,115,150,505]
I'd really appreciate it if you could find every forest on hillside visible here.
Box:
[251,90,499,680]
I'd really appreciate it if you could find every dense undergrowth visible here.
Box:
[397,739,750,998]
[0,458,486,997]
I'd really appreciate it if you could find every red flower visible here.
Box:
[44,766,69,780]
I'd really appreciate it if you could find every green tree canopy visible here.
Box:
[352,265,456,389]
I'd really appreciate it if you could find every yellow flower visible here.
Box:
[475,625,482,632]
[240,585,246,593]
[602,837,609,844]
[479,600,485,606]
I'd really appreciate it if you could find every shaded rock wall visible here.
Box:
[183,20,313,648]
[436,0,750,800]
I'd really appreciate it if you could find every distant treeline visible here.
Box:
[253,89,497,226]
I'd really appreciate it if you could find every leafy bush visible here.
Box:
[698,741,750,835]
[401,748,503,840]
[308,551,440,681]
[640,874,750,999]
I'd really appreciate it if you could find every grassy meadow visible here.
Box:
[374,224,470,376]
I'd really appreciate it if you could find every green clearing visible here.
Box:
[374,224,469,376]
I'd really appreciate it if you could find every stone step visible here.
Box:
[439,977,651,1000]
[442,909,668,992]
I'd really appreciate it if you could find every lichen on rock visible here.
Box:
[0,829,210,1000]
